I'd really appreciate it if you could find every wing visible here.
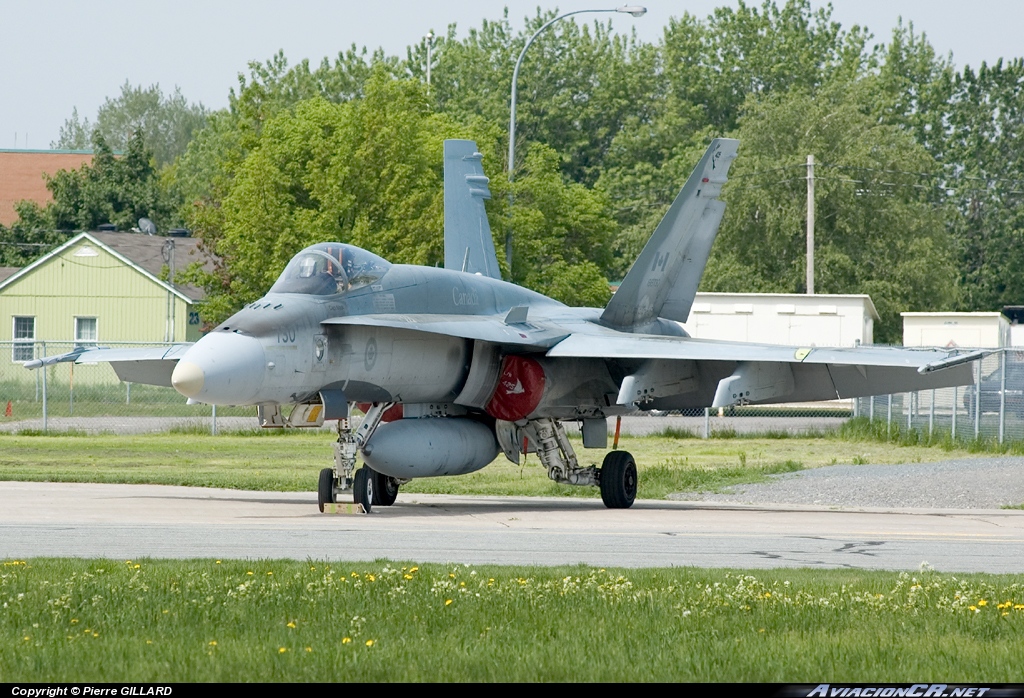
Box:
[444,140,501,279]
[23,344,192,387]
[548,333,979,408]
[322,314,568,348]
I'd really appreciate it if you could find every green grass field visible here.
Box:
[2,558,1022,682]
[0,428,988,499]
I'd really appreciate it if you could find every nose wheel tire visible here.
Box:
[317,467,335,513]
[354,467,373,513]
[372,469,399,506]
[600,451,637,509]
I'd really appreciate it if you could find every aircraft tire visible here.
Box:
[318,468,335,513]
[354,467,373,514]
[372,469,399,506]
[600,451,637,509]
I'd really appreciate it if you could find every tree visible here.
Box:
[705,82,960,343]
[17,130,178,234]
[53,82,207,167]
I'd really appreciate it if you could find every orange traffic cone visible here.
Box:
[4,401,11,417]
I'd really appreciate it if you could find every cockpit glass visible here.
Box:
[269,243,390,295]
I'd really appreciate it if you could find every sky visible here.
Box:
[2,0,1022,150]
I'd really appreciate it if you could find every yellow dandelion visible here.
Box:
[1003,612,1009,617]
[1014,604,1024,610]
[146,640,153,645]
[367,574,375,582]
[92,633,99,638]
[162,610,169,614]
[83,628,91,634]
[287,622,296,628]
[267,571,273,576]
[247,571,254,576]
[342,637,352,644]
[216,560,221,564]
[209,641,217,646]
[764,592,771,598]
[70,619,78,624]
[279,647,287,653]
[445,599,453,606]
[305,647,312,652]
[970,605,978,612]
[404,574,413,580]
[409,567,418,573]
[23,636,30,641]
[365,639,375,647]
[979,599,988,606]
[134,564,140,569]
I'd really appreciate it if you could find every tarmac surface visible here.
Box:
[3,477,1023,573]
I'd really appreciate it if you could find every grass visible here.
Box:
[2,558,1022,682]
[0,430,982,499]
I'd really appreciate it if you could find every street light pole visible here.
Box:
[505,5,646,275]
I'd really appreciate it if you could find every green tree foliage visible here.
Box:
[53,82,207,167]
[18,131,176,234]
[182,73,613,321]
[705,83,959,342]
[942,59,1024,312]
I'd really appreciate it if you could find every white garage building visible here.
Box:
[681,292,877,347]
[901,312,1010,348]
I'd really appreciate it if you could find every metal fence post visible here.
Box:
[999,349,1006,445]
[40,341,47,433]
[974,359,982,439]
[951,385,958,440]
[887,393,892,437]
[211,403,218,436]
[869,395,875,422]
[703,407,710,439]
[907,392,913,433]
[929,389,935,439]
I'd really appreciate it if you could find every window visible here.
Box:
[13,316,35,362]
[75,317,98,345]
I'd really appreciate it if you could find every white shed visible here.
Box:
[901,312,1010,349]
[681,293,877,347]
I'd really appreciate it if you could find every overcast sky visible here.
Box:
[2,1,1022,150]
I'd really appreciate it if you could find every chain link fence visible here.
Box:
[0,341,256,434]
[854,348,1024,445]
[2,340,1022,442]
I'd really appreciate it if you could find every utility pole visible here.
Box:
[806,154,815,295]
[425,32,434,86]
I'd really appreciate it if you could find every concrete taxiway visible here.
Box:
[2,481,1022,572]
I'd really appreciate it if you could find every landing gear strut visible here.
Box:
[323,402,395,513]
[518,417,637,509]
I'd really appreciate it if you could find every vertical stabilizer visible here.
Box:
[444,140,501,279]
[601,138,739,330]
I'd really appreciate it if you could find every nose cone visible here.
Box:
[171,361,205,397]
[172,332,266,404]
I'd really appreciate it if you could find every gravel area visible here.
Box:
[675,456,1024,510]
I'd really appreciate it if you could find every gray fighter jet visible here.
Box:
[28,138,979,511]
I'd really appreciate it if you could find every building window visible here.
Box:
[75,317,98,345]
[13,316,35,362]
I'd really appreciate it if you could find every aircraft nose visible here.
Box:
[171,332,266,404]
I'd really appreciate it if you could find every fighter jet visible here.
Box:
[27,138,980,511]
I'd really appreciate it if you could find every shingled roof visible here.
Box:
[88,232,211,300]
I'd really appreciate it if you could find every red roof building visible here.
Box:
[0,149,94,226]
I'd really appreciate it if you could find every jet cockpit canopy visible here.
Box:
[270,243,391,296]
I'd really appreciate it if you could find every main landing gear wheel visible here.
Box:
[371,469,399,506]
[353,467,374,513]
[600,451,637,509]
[318,467,335,513]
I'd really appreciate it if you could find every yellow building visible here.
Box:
[0,232,208,365]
